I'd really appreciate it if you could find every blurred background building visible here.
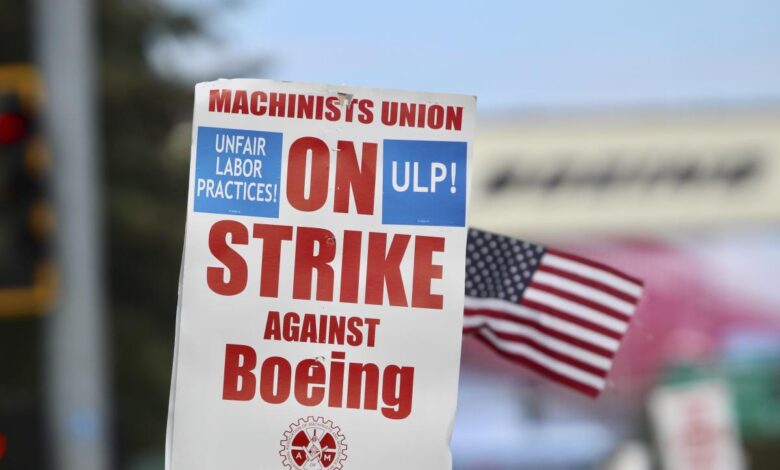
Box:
[1,0,779,469]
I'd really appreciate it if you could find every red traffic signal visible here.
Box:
[0,65,55,318]
[0,112,27,145]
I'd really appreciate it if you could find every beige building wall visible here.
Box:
[470,108,780,237]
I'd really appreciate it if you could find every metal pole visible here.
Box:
[34,0,111,468]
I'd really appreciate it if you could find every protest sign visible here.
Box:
[649,381,745,470]
[166,79,476,469]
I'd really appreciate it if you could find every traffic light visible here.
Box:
[0,65,55,317]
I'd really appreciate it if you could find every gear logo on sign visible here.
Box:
[280,417,347,470]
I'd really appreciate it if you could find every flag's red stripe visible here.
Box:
[536,264,639,303]
[529,282,632,322]
[545,249,643,286]
[464,307,615,358]
[520,299,624,340]
[463,326,481,335]
[487,329,609,378]
[474,332,601,398]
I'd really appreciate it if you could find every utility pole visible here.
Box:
[34,0,111,468]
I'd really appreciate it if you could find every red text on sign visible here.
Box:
[206,221,446,310]
[222,346,415,420]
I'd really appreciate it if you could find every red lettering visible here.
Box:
[446,106,463,131]
[287,94,297,118]
[300,314,317,342]
[282,312,300,342]
[209,89,232,112]
[327,316,345,345]
[428,105,444,130]
[339,230,362,303]
[365,233,410,306]
[286,137,330,212]
[269,92,285,116]
[263,311,282,340]
[346,317,363,346]
[333,141,377,215]
[250,91,267,115]
[293,227,336,301]
[347,363,379,410]
[380,101,397,126]
[221,345,414,420]
[364,318,381,347]
[416,103,426,128]
[325,96,341,121]
[381,366,415,419]
[412,236,445,309]
[315,95,325,120]
[231,90,249,114]
[296,94,314,119]
[207,220,248,296]
[357,99,374,124]
[399,102,416,127]
[259,357,292,404]
[222,344,257,401]
[328,351,346,408]
[344,99,357,122]
[252,224,293,298]
[294,359,326,406]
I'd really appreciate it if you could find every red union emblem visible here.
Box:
[280,416,347,470]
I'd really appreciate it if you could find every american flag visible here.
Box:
[463,228,644,397]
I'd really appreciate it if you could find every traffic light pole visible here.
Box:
[34,0,111,469]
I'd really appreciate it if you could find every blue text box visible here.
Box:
[382,139,467,227]
[194,126,283,218]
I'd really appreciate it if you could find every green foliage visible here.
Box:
[98,0,194,460]
[0,0,31,63]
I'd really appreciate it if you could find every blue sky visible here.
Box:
[169,0,780,110]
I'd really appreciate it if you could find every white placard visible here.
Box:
[166,79,476,470]
[649,381,745,470]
